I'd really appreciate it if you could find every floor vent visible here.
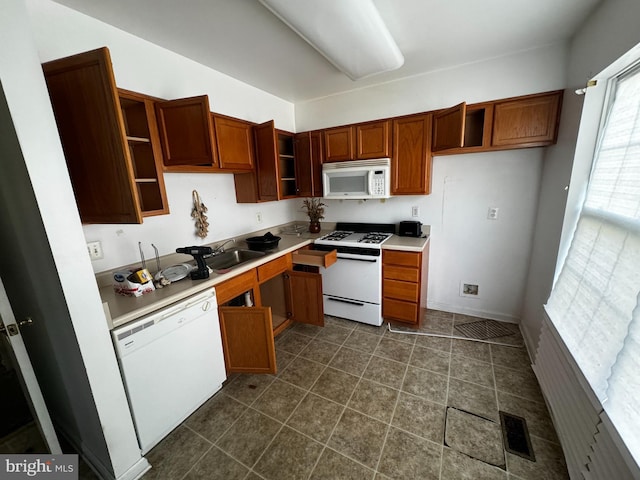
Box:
[500,411,535,461]
[454,319,515,340]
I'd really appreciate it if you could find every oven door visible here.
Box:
[320,251,381,305]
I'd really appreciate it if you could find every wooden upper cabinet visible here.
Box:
[252,120,279,202]
[212,114,255,171]
[356,120,390,159]
[392,114,433,195]
[324,126,353,162]
[492,91,562,147]
[432,102,466,151]
[155,95,217,168]
[295,130,323,198]
[42,47,168,224]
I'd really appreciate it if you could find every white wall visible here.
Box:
[26,0,299,272]
[1,1,146,478]
[520,0,640,351]
[296,45,567,321]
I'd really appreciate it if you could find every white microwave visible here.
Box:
[322,158,391,199]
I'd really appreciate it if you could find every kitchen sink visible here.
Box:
[205,248,266,271]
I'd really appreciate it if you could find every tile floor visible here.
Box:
[142,310,569,480]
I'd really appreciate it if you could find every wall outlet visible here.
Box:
[460,282,479,297]
[256,212,263,223]
[411,206,419,217]
[487,207,499,220]
[87,241,103,260]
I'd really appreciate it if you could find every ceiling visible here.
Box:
[52,0,601,103]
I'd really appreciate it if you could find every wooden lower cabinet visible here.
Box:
[216,249,333,374]
[382,246,429,325]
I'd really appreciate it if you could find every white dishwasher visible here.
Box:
[112,287,226,454]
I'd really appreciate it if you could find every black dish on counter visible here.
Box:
[245,232,281,251]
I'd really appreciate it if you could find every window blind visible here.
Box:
[546,66,640,463]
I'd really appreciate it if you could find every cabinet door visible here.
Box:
[356,120,390,159]
[42,47,142,224]
[492,92,562,147]
[285,271,325,327]
[324,126,353,162]
[253,120,280,201]
[213,114,255,171]
[218,307,276,374]
[391,114,432,195]
[295,131,323,198]
[432,102,466,152]
[155,95,217,167]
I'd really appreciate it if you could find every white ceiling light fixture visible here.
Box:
[258,0,404,81]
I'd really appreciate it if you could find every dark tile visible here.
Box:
[421,311,454,334]
[291,322,323,338]
[355,322,387,336]
[329,409,387,469]
[286,393,344,443]
[445,408,505,468]
[392,392,445,442]
[490,344,532,371]
[374,338,413,363]
[441,447,507,480]
[506,435,569,479]
[497,391,558,443]
[383,326,416,345]
[451,339,492,363]
[362,355,407,390]
[325,315,358,330]
[275,349,296,373]
[254,427,323,480]
[299,339,341,365]
[311,367,359,405]
[329,346,372,376]
[450,354,495,388]
[185,393,246,442]
[344,330,383,353]
[402,366,448,404]
[414,333,452,353]
[252,379,306,422]
[222,374,275,405]
[447,378,499,422]
[493,365,544,403]
[377,427,441,480]
[276,331,313,355]
[317,324,353,344]
[310,448,375,480]
[215,409,282,467]
[348,379,399,423]
[184,446,248,480]
[278,356,326,390]
[410,345,450,375]
[144,425,211,480]
[453,313,484,325]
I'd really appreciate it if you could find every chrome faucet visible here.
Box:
[212,238,235,255]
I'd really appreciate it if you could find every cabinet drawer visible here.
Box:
[292,249,337,268]
[257,254,291,283]
[383,279,419,302]
[383,298,419,324]
[383,265,419,283]
[383,250,421,268]
[216,269,258,304]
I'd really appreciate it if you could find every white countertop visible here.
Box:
[99,225,430,329]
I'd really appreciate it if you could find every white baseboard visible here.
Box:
[426,301,520,324]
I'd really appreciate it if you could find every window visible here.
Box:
[546,66,640,462]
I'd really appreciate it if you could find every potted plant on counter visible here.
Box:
[302,198,326,233]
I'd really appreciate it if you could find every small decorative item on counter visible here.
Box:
[302,198,326,233]
[191,189,209,238]
[113,269,156,297]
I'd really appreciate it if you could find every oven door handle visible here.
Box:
[336,255,378,263]
[327,297,365,307]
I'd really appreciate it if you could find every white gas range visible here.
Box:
[314,223,395,326]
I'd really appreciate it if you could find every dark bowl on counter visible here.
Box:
[245,232,281,251]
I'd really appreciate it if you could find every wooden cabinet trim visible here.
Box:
[432,102,466,152]
[257,253,292,283]
[215,269,258,305]
[324,126,354,162]
[355,120,390,159]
